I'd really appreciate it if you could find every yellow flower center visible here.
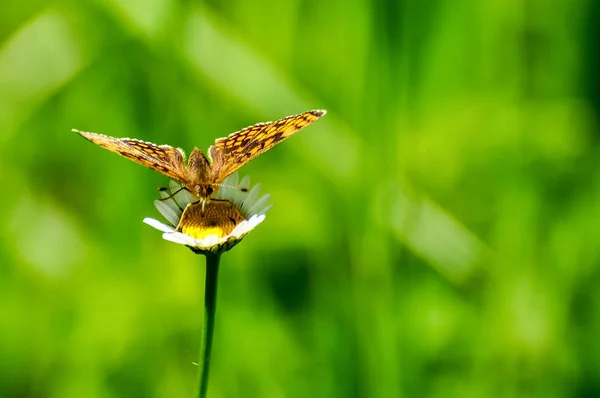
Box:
[176,200,246,239]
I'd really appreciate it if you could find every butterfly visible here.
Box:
[73,110,326,208]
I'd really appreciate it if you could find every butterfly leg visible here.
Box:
[158,186,192,202]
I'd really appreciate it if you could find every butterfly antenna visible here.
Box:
[216,183,249,193]
[158,186,190,201]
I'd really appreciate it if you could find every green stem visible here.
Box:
[197,252,221,398]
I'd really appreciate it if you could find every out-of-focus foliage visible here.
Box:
[1,0,599,397]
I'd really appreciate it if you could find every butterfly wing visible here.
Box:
[74,130,190,184]
[208,109,326,182]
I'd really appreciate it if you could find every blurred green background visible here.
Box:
[1,0,599,397]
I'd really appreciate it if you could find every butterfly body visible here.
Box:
[74,109,326,206]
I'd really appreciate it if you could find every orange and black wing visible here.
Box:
[208,109,326,182]
[74,129,189,184]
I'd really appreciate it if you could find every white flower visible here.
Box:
[143,172,272,254]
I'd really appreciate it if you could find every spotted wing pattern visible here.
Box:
[209,109,326,183]
[73,130,189,184]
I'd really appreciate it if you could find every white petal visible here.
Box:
[227,172,240,187]
[258,203,273,216]
[143,217,175,233]
[214,184,236,200]
[166,181,183,209]
[162,232,193,246]
[159,189,171,200]
[154,200,181,226]
[248,214,266,227]
[161,233,186,245]
[160,190,184,213]
[240,183,261,215]
[230,214,265,238]
[168,180,181,192]
[230,221,250,238]
[246,193,271,216]
[195,234,221,248]
[229,176,248,205]
[239,175,250,188]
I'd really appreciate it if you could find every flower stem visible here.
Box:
[197,252,221,398]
